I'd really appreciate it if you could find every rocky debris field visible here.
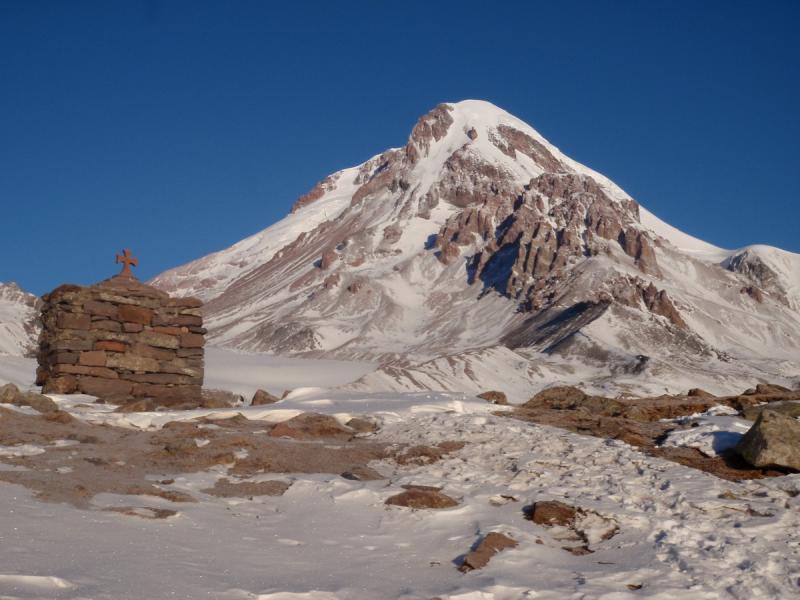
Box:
[0,404,466,511]
[0,380,799,598]
[509,383,800,479]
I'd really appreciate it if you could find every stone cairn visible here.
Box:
[36,249,205,406]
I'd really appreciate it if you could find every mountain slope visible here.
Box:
[0,282,40,357]
[151,100,800,394]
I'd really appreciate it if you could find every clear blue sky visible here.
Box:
[2,1,798,295]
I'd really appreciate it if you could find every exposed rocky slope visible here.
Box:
[0,282,40,357]
[151,100,800,395]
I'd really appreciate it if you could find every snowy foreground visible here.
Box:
[1,353,799,599]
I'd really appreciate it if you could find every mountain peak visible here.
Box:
[149,101,800,396]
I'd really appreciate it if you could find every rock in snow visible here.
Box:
[385,486,459,509]
[459,532,518,572]
[251,388,279,405]
[736,409,800,471]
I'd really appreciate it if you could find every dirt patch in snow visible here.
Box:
[0,407,460,510]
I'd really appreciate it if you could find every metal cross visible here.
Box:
[115,248,138,278]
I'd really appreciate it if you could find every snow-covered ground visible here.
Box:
[2,353,800,599]
[203,347,377,398]
[0,348,377,396]
[1,397,799,599]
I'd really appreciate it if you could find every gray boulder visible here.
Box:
[736,409,800,471]
[0,383,58,413]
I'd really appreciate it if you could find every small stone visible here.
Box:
[180,333,205,348]
[0,383,20,403]
[459,532,518,572]
[43,410,74,423]
[477,390,508,405]
[117,305,153,325]
[152,326,182,336]
[251,389,279,406]
[687,388,715,398]
[346,417,379,434]
[201,389,241,408]
[524,500,577,526]
[385,488,459,509]
[94,340,128,353]
[89,319,122,332]
[105,353,159,373]
[14,391,59,413]
[82,300,119,319]
[78,350,107,367]
[42,375,78,394]
[340,466,384,481]
[56,312,91,330]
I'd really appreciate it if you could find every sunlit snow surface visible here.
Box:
[2,353,800,599]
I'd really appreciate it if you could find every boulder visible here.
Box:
[477,390,508,405]
[201,389,242,408]
[251,389,279,406]
[0,383,58,413]
[0,383,19,404]
[741,401,800,422]
[754,383,792,395]
[18,392,58,413]
[736,409,800,471]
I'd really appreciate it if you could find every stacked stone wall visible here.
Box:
[36,276,204,405]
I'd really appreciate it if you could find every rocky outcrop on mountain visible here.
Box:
[291,173,342,213]
[724,248,794,308]
[150,100,800,396]
[0,282,40,357]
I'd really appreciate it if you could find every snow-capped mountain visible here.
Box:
[0,282,40,357]
[152,100,800,395]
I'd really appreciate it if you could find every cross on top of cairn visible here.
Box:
[115,248,138,279]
